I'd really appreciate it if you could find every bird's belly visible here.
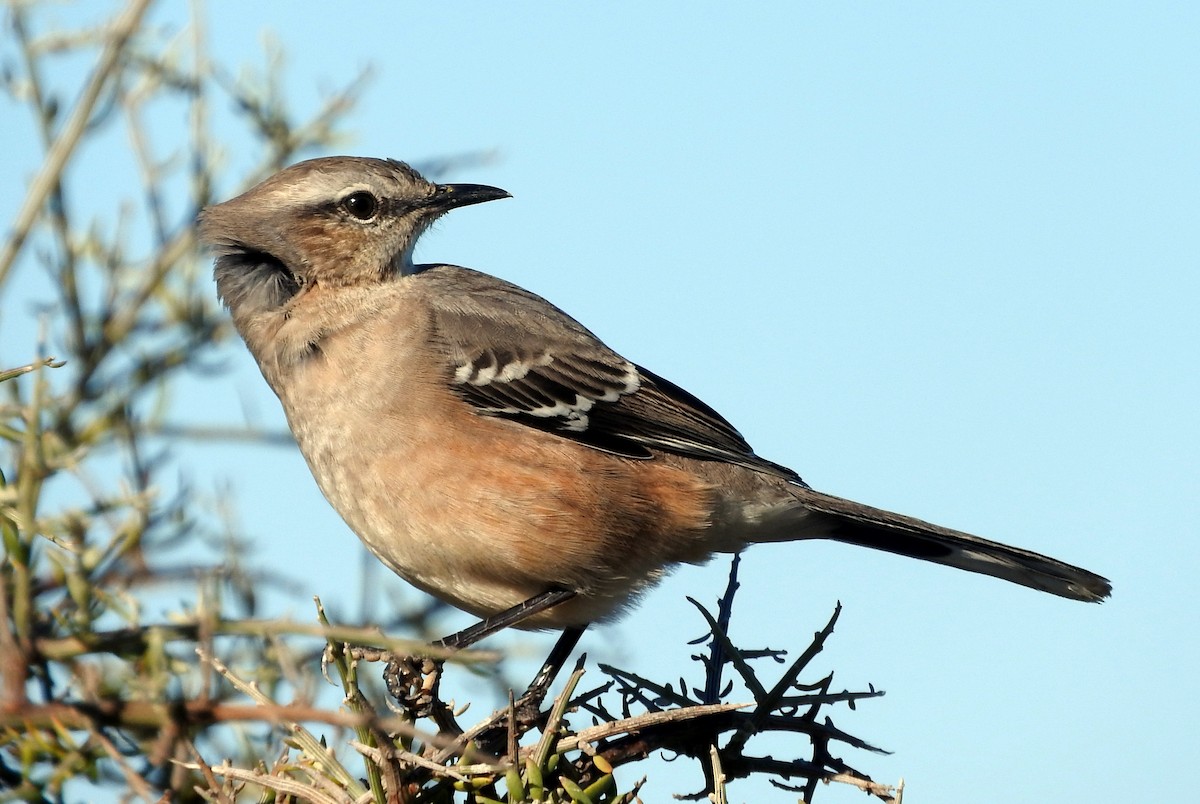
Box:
[288,401,718,626]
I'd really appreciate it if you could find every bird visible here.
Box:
[198,156,1110,657]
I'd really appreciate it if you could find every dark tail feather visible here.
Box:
[788,487,1111,603]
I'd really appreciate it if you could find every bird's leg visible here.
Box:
[517,625,586,714]
[436,588,577,650]
[475,624,588,758]
[383,589,578,727]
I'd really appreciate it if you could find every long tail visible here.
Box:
[779,487,1111,602]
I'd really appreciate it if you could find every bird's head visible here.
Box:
[197,156,509,325]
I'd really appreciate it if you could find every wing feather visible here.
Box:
[418,266,801,481]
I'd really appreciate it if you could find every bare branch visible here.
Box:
[0,0,155,289]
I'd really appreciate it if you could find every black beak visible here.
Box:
[432,183,511,211]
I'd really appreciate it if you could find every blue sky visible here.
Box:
[3,2,1198,802]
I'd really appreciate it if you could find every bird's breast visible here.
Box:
[272,336,726,625]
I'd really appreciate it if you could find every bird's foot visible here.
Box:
[383,654,444,719]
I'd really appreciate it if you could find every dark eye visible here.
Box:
[341,191,379,220]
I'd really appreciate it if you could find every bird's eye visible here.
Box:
[341,191,379,220]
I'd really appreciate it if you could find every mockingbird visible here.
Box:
[198,156,1110,696]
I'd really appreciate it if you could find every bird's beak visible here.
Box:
[432,183,511,211]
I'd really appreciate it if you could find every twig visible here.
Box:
[0,358,65,384]
[173,760,350,804]
[198,647,368,798]
[0,0,155,290]
[552,701,751,755]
